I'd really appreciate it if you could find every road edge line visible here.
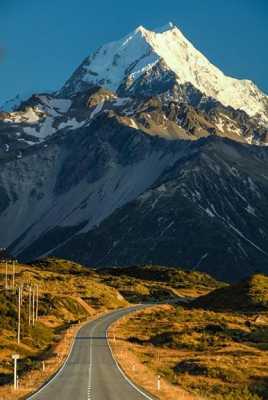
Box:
[26,322,78,399]
[106,326,157,400]
[25,311,109,400]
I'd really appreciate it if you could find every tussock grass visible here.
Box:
[99,264,222,303]
[111,303,268,400]
[0,257,127,398]
[194,274,268,312]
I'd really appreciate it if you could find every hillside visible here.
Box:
[51,137,268,282]
[99,265,224,301]
[101,265,221,287]
[110,288,268,400]
[193,274,268,311]
[0,257,127,398]
[0,256,225,397]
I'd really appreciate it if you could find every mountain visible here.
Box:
[1,23,268,281]
[50,137,268,282]
[61,23,268,126]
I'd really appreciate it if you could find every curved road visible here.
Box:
[28,306,156,400]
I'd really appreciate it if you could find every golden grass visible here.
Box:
[109,304,268,400]
[0,259,128,399]
[109,305,202,400]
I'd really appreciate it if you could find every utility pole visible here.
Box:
[5,261,8,290]
[17,287,21,344]
[32,286,35,326]
[12,261,15,290]
[28,286,32,327]
[12,354,20,390]
[20,283,24,304]
[35,285,39,322]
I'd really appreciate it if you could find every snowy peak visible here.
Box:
[62,23,268,124]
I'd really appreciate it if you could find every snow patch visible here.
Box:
[90,101,104,119]
[58,118,85,130]
[23,117,56,140]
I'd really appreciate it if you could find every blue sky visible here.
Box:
[1,0,267,103]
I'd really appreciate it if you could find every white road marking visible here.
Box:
[87,317,101,400]
[105,309,156,400]
[88,342,93,399]
[26,324,78,399]
[26,307,153,400]
[87,326,93,400]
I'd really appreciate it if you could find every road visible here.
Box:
[27,306,156,400]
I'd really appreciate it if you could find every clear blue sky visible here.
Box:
[1,0,267,103]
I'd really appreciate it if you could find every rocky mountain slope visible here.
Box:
[0,23,268,281]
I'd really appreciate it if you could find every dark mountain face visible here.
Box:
[1,24,268,282]
[50,138,268,282]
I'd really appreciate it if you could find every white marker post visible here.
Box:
[157,375,161,391]
[12,354,20,390]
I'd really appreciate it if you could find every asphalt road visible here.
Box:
[28,306,157,400]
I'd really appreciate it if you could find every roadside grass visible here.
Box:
[0,258,127,399]
[110,304,268,400]
[0,259,226,399]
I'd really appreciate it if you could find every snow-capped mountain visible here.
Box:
[62,22,268,124]
[1,23,268,281]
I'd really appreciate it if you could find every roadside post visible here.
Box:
[12,354,20,390]
[157,375,161,391]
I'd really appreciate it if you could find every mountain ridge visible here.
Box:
[0,23,268,281]
[61,23,268,124]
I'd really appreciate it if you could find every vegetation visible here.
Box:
[193,274,268,311]
[98,265,223,303]
[0,257,127,393]
[111,274,268,400]
[0,258,222,395]
[2,257,266,399]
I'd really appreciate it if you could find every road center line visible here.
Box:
[88,331,93,400]
[87,319,101,400]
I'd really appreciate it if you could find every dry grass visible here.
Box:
[98,265,220,304]
[109,304,268,400]
[0,323,76,400]
[109,305,202,400]
[0,258,127,399]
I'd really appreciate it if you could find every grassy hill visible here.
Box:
[0,257,226,399]
[0,257,127,396]
[193,274,268,311]
[110,273,268,400]
[99,265,224,302]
